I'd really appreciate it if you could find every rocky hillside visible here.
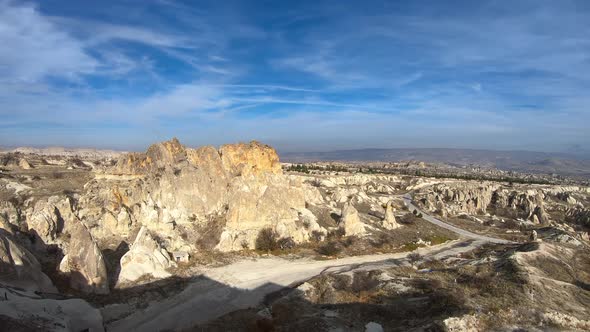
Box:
[1,139,590,331]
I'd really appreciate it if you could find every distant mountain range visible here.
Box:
[281,148,590,177]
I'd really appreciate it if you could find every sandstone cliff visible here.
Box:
[73,139,324,255]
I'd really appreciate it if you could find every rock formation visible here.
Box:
[18,158,33,169]
[417,182,550,223]
[0,230,57,292]
[76,138,323,252]
[60,220,109,294]
[118,226,176,283]
[0,285,104,332]
[340,202,366,236]
[382,200,401,230]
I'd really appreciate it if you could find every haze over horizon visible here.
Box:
[1,0,589,154]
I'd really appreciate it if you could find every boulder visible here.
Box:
[61,220,109,294]
[18,158,33,169]
[382,200,401,230]
[340,202,366,236]
[0,284,104,332]
[118,226,176,283]
[0,230,57,292]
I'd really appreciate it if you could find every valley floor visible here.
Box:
[107,238,484,331]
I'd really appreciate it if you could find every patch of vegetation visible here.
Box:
[317,241,342,256]
[256,228,279,251]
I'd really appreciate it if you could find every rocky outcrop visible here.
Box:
[0,200,21,231]
[219,141,281,177]
[0,230,56,292]
[417,183,549,223]
[118,226,176,283]
[18,158,33,169]
[76,138,324,253]
[0,284,104,332]
[441,314,480,332]
[23,196,77,245]
[340,202,366,236]
[382,200,401,230]
[61,220,109,294]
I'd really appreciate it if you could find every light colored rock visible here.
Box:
[18,158,33,169]
[417,183,549,223]
[0,285,104,332]
[62,220,109,294]
[0,200,20,230]
[441,314,480,332]
[219,140,281,177]
[118,226,176,283]
[340,201,366,236]
[541,311,590,330]
[382,200,401,230]
[0,231,56,292]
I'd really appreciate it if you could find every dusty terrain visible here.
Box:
[1,139,589,331]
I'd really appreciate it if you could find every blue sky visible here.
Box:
[0,0,589,154]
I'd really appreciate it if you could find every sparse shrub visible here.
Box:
[173,168,181,176]
[277,237,296,250]
[403,242,419,251]
[400,213,418,224]
[427,235,450,245]
[371,232,391,248]
[310,230,324,242]
[310,179,322,187]
[241,240,249,250]
[302,220,311,229]
[331,274,352,290]
[256,228,279,251]
[317,241,342,256]
[351,270,381,293]
[411,278,442,292]
[407,252,422,266]
[327,227,345,240]
[343,235,358,248]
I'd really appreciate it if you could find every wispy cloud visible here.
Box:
[1,0,589,154]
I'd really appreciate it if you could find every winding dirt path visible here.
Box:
[108,239,485,332]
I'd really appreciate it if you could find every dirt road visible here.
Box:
[108,238,486,331]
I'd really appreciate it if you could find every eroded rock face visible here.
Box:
[74,138,323,253]
[118,226,176,283]
[417,183,550,223]
[219,141,281,177]
[18,158,33,169]
[61,220,109,294]
[0,230,56,292]
[0,285,104,332]
[340,202,366,236]
[382,200,401,230]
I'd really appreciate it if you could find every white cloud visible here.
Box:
[0,1,98,82]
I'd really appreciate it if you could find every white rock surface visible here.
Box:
[340,201,366,236]
[118,226,176,283]
[382,200,401,230]
[0,231,56,292]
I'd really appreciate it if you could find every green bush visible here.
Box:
[255,228,279,251]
